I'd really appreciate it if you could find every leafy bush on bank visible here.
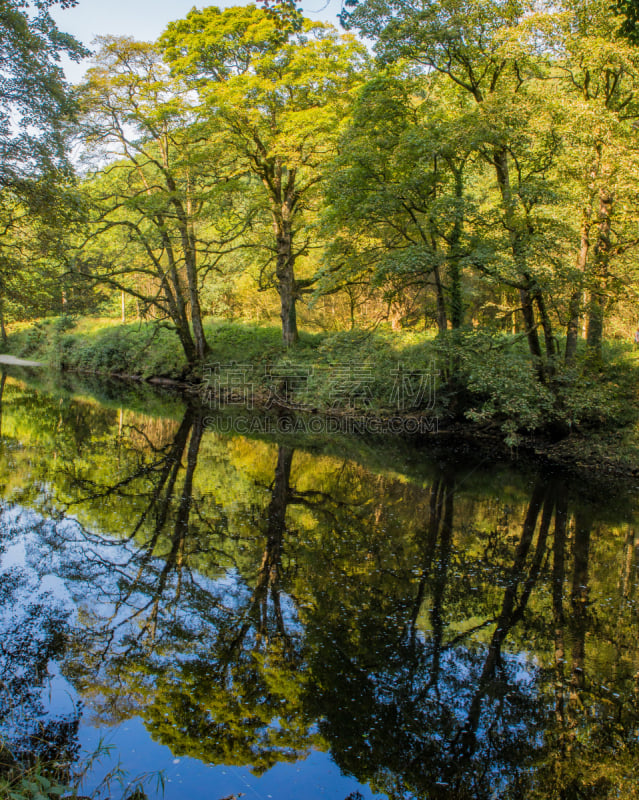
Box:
[434,330,639,444]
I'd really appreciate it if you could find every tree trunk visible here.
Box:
[157,217,197,363]
[432,264,448,333]
[492,147,545,378]
[265,161,300,347]
[184,243,209,361]
[165,173,209,362]
[520,284,543,365]
[275,218,299,347]
[586,213,612,354]
[0,296,7,347]
[348,287,356,330]
[175,322,196,364]
[565,211,592,366]
[565,148,600,366]
[586,187,613,358]
[535,290,556,365]
[448,166,464,329]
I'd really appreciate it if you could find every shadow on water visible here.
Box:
[0,373,638,798]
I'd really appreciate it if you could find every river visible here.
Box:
[0,368,637,799]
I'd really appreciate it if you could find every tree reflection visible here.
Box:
[301,477,639,799]
[55,418,639,796]
[1,386,639,798]
[56,417,321,773]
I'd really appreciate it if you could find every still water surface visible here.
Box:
[1,371,638,799]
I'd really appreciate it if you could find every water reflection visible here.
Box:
[0,510,80,779]
[0,378,638,798]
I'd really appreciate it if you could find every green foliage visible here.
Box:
[430,330,639,443]
[10,317,639,445]
[556,341,639,430]
[160,4,368,344]
[0,2,89,338]
[0,738,165,800]
[59,325,188,379]
[441,331,557,444]
[614,0,639,44]
[0,765,69,800]
[0,0,86,191]
[320,71,473,331]
[8,318,188,379]
[6,0,639,448]
[7,318,439,410]
[205,321,286,365]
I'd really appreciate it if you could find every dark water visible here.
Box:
[1,371,639,799]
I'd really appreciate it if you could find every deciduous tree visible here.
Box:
[161,5,367,345]
[0,0,85,191]
[78,38,249,363]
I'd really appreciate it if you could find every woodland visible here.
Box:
[4,0,639,448]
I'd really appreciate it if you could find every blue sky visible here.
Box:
[51,0,344,82]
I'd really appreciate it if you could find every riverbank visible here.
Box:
[5,315,639,478]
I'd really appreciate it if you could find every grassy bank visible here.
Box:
[4,315,441,407]
[5,316,639,463]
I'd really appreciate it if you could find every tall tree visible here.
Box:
[77,37,249,363]
[544,0,639,361]
[0,182,99,340]
[321,73,475,332]
[0,0,86,339]
[343,0,569,379]
[161,4,367,346]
